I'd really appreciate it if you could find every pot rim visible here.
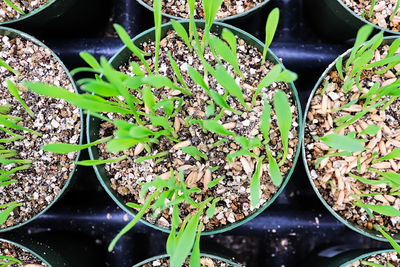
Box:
[0,238,52,266]
[135,0,271,22]
[87,20,303,235]
[301,36,400,242]
[0,0,57,26]
[339,249,396,267]
[0,26,83,232]
[334,0,400,36]
[131,253,242,267]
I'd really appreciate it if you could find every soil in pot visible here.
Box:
[304,36,400,235]
[96,26,299,231]
[341,0,400,32]
[0,0,48,23]
[0,240,46,266]
[140,256,237,267]
[140,0,267,19]
[0,32,80,229]
[347,251,399,267]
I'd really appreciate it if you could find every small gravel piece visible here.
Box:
[0,241,47,266]
[0,35,81,228]
[0,0,48,22]
[142,0,266,19]
[342,0,400,32]
[347,252,400,267]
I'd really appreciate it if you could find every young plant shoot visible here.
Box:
[307,24,400,254]
[24,1,298,266]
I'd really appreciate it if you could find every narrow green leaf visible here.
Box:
[364,204,400,217]
[142,87,155,111]
[207,175,224,188]
[202,120,235,136]
[346,25,373,70]
[43,136,112,154]
[171,20,192,51]
[359,124,380,136]
[76,155,128,166]
[273,90,292,165]
[253,65,282,104]
[0,202,22,226]
[80,52,101,69]
[222,29,237,55]
[267,149,282,187]
[7,80,34,118]
[206,198,220,218]
[24,82,133,115]
[262,8,280,65]
[375,147,400,162]
[3,0,25,15]
[317,133,364,153]
[108,190,160,251]
[114,24,151,73]
[336,56,344,80]
[0,57,19,75]
[250,156,264,207]
[374,225,400,254]
[182,146,208,161]
[214,65,249,110]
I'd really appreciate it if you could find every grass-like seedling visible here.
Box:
[24,1,298,265]
[361,0,400,23]
[2,0,25,16]
[0,78,39,226]
[314,25,400,253]
[0,255,22,266]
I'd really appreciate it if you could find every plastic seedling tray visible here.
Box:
[2,0,393,266]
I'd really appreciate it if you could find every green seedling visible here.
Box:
[3,0,25,15]
[262,8,279,65]
[0,255,22,266]
[23,4,297,266]
[390,0,400,21]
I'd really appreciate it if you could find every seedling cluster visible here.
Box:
[0,59,38,226]
[361,0,400,22]
[314,25,400,253]
[24,0,298,266]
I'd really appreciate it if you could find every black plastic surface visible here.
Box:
[1,0,394,266]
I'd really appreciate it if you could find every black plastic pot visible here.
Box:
[0,26,83,232]
[87,20,302,236]
[132,253,242,267]
[302,36,400,242]
[135,0,271,22]
[304,0,400,41]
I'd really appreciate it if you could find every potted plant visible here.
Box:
[303,24,400,245]
[135,0,271,22]
[305,0,400,41]
[0,26,82,232]
[24,0,302,265]
[132,253,242,267]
